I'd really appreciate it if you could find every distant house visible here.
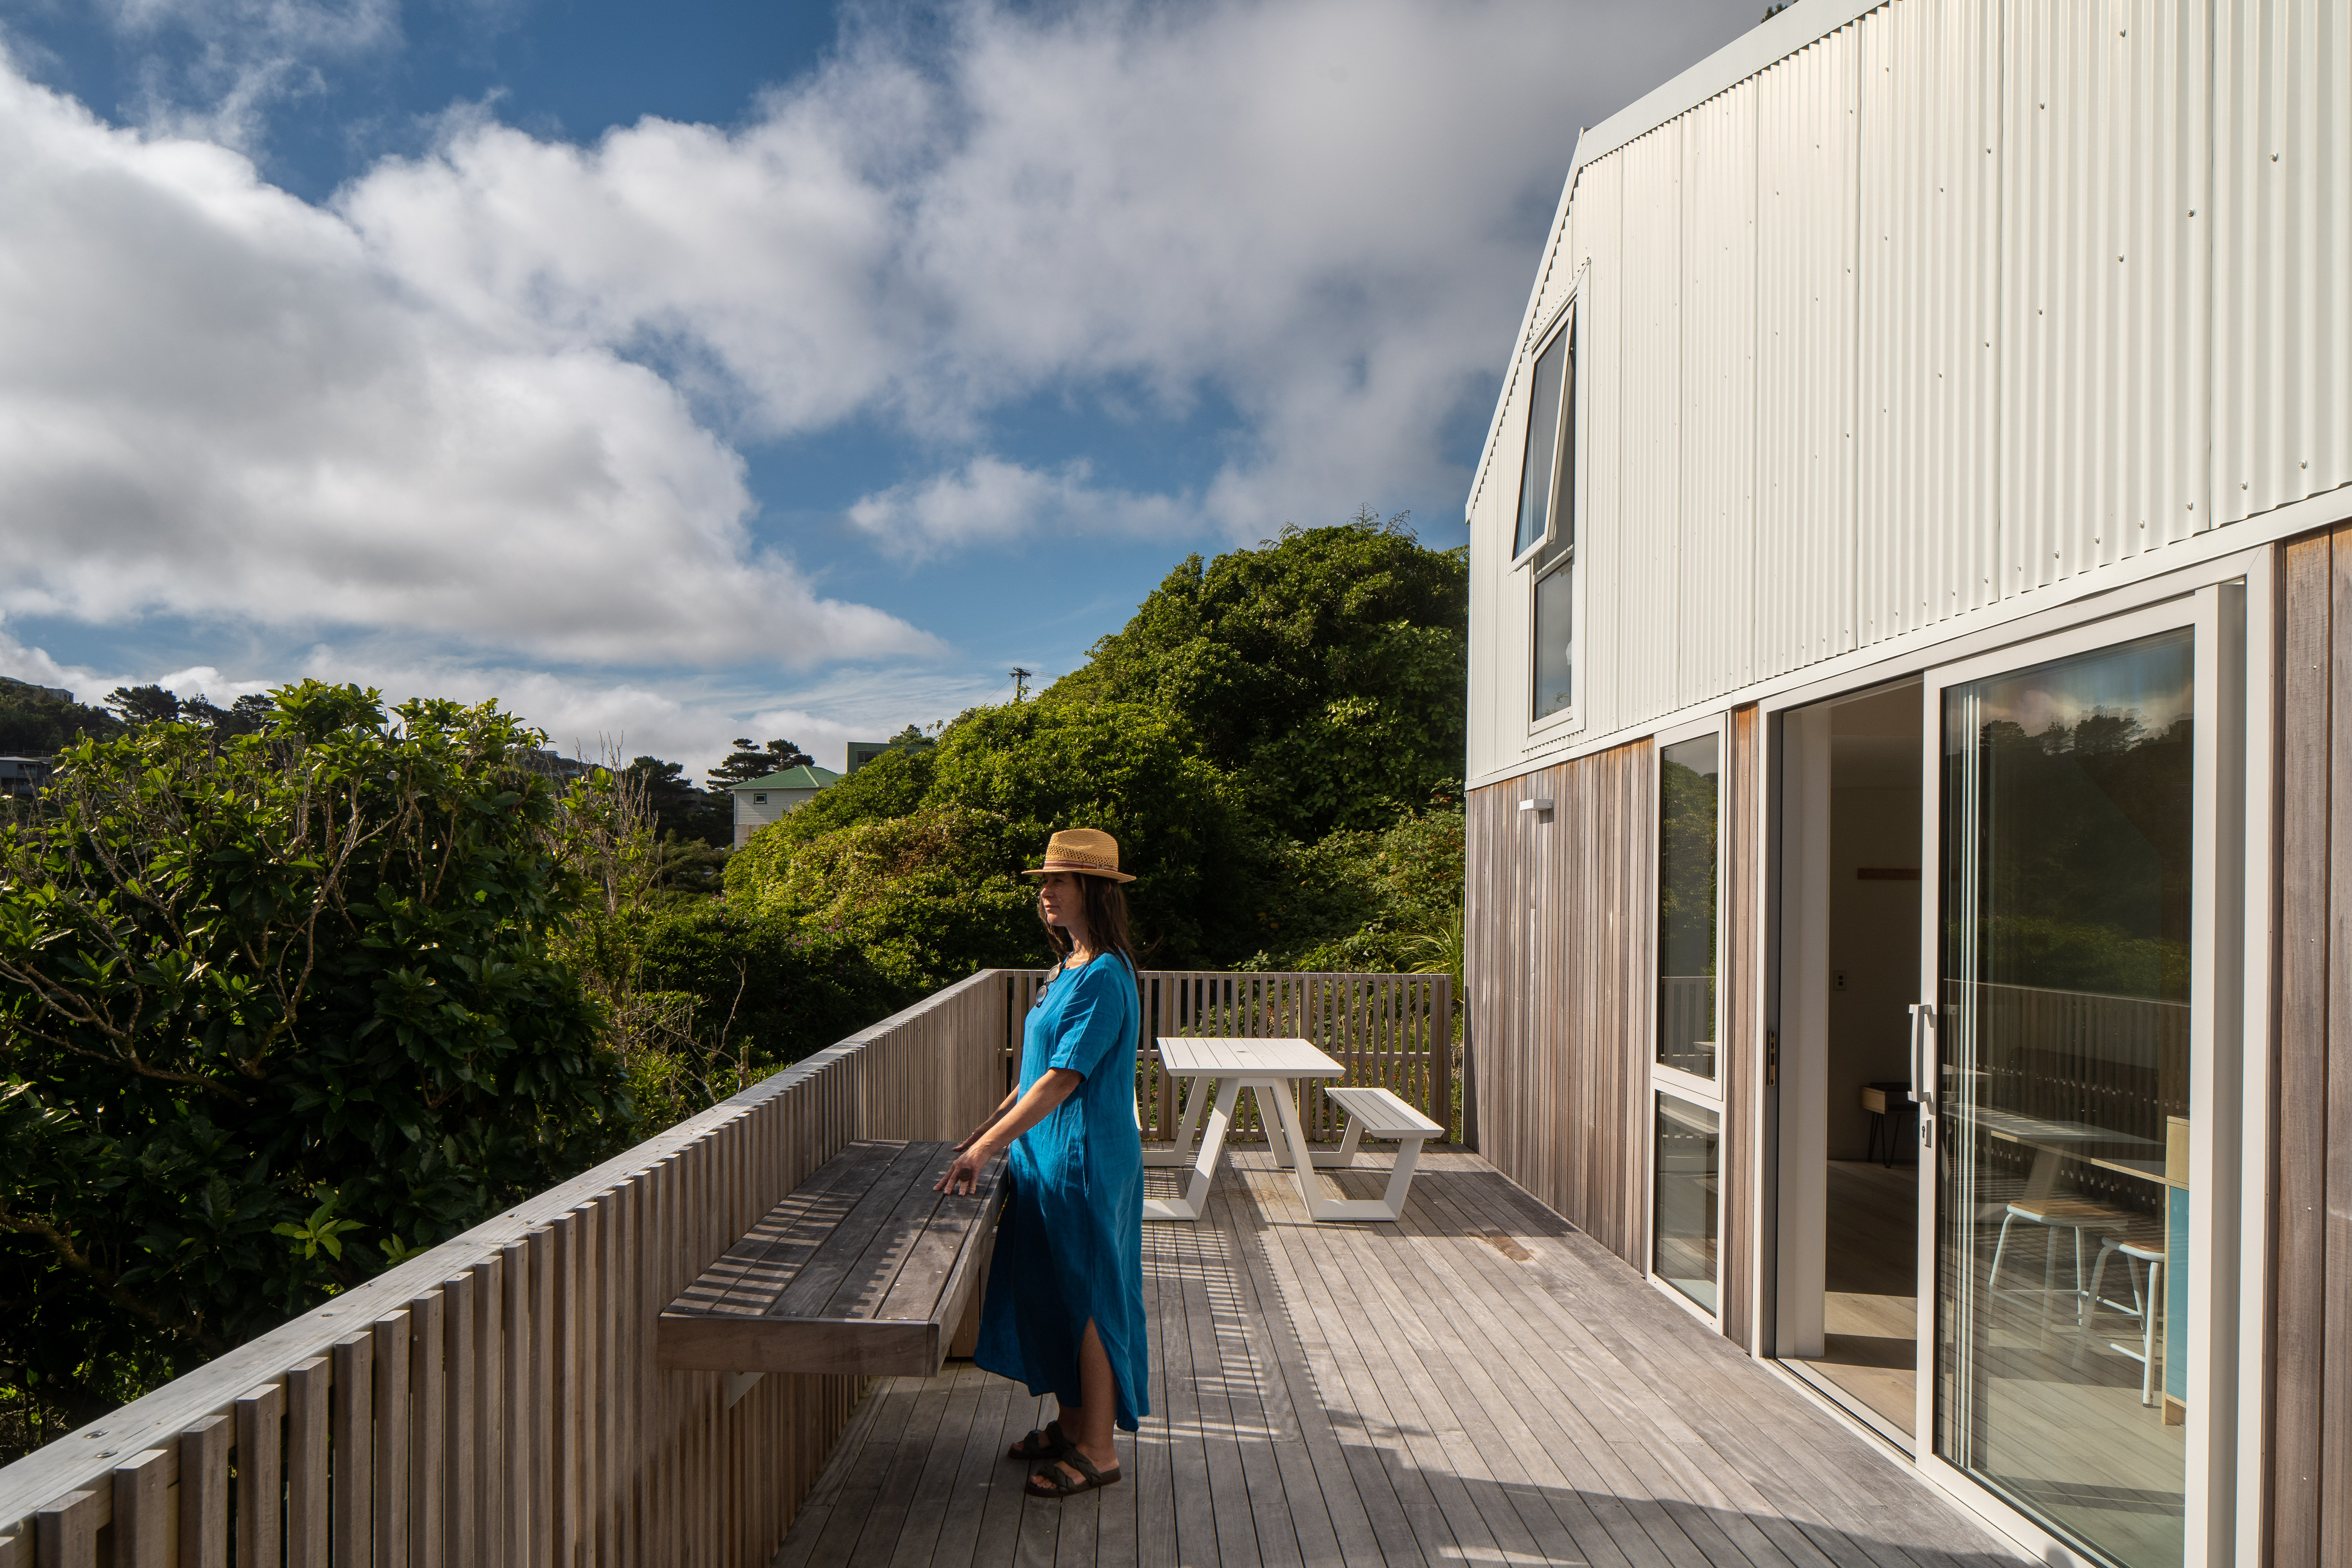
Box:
[730,764,840,848]
[0,755,53,800]
[844,735,934,775]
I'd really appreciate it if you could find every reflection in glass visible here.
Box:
[1514,318,1569,558]
[1654,1094,1720,1312]
[1534,563,1573,718]
[1937,630,2192,1568]
[1657,734,1720,1076]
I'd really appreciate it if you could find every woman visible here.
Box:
[935,828,1148,1499]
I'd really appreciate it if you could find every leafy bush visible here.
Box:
[1044,512,1467,839]
[729,700,1261,981]
[1241,806,1465,974]
[0,677,121,758]
[0,682,630,1441]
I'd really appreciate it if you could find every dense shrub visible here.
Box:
[728,701,1262,982]
[0,683,630,1441]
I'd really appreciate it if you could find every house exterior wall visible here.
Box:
[732,788,818,849]
[1465,742,1653,1265]
[1467,0,2350,790]
[1463,0,2352,1552]
[1465,713,1765,1341]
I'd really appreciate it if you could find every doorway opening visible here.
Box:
[1776,680,1923,1443]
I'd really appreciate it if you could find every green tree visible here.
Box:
[180,693,277,740]
[0,679,122,757]
[103,684,183,727]
[706,739,814,789]
[1044,510,1467,839]
[621,755,731,853]
[727,701,1259,985]
[0,682,628,1440]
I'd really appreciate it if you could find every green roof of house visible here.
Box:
[733,764,840,792]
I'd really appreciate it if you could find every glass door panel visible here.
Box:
[1933,629,2193,1568]
[1654,1092,1720,1313]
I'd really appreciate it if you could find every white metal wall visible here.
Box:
[1467,0,2352,788]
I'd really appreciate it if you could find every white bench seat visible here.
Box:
[1289,1085,1444,1222]
[1323,1086,1444,1140]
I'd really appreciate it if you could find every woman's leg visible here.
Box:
[1042,1319,1119,1483]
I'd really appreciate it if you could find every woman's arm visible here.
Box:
[936,1068,1083,1194]
[952,1087,1023,1152]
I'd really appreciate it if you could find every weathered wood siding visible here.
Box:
[1468,715,1764,1348]
[1466,741,1654,1268]
[2272,522,2352,1566]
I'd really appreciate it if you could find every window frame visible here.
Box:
[1650,712,1731,1105]
[1647,1084,1727,1325]
[1645,711,1732,1327]
[1519,284,1584,736]
[1509,297,1577,573]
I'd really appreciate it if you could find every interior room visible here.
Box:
[1790,682,1924,1437]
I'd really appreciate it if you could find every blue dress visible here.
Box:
[974,953,1150,1431]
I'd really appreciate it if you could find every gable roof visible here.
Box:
[1465,0,1887,521]
[732,764,841,792]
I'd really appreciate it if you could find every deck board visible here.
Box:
[773,1154,2020,1568]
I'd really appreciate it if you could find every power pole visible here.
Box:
[1010,667,1032,702]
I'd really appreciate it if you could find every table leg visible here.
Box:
[1143,1078,1242,1221]
[1268,1081,1359,1169]
[1142,1072,1219,1168]
[1266,1081,1323,1213]
[2019,1147,2062,1205]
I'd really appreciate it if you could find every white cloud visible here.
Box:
[102,0,401,149]
[334,0,1759,549]
[845,457,1189,561]
[0,61,938,669]
[0,0,1759,698]
[0,623,1012,777]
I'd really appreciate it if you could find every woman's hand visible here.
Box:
[936,1138,999,1195]
[936,1068,1082,1194]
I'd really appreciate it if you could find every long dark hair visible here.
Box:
[1037,872,1137,973]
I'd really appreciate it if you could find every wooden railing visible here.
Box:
[1005,969,1458,1144]
[0,967,1452,1566]
[0,971,1011,1568]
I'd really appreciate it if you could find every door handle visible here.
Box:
[1908,1004,1937,1111]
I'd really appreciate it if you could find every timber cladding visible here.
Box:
[1466,713,1762,1349]
[2272,522,2352,1566]
[1466,741,1654,1267]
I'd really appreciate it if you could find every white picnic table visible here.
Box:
[1140,1036,1342,1221]
[1140,1036,1441,1223]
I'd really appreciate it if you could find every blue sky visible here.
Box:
[0,0,1758,774]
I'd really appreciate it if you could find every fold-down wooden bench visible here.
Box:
[657,1138,1006,1378]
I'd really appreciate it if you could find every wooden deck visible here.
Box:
[773,1152,2018,1568]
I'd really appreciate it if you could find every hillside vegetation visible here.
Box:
[0,512,1466,1454]
[712,513,1467,995]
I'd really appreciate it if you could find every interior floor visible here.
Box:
[1801,1159,1918,1436]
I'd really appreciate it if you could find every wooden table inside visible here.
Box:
[1967,1105,2166,1202]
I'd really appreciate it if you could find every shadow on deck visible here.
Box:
[773,1154,2019,1568]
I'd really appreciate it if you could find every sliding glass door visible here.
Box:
[1918,610,2209,1568]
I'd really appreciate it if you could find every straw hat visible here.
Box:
[1022,828,1135,884]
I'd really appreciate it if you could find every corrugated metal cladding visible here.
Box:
[1467,0,2352,787]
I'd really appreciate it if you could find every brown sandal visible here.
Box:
[1006,1421,1071,1462]
[1027,1449,1121,1498]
